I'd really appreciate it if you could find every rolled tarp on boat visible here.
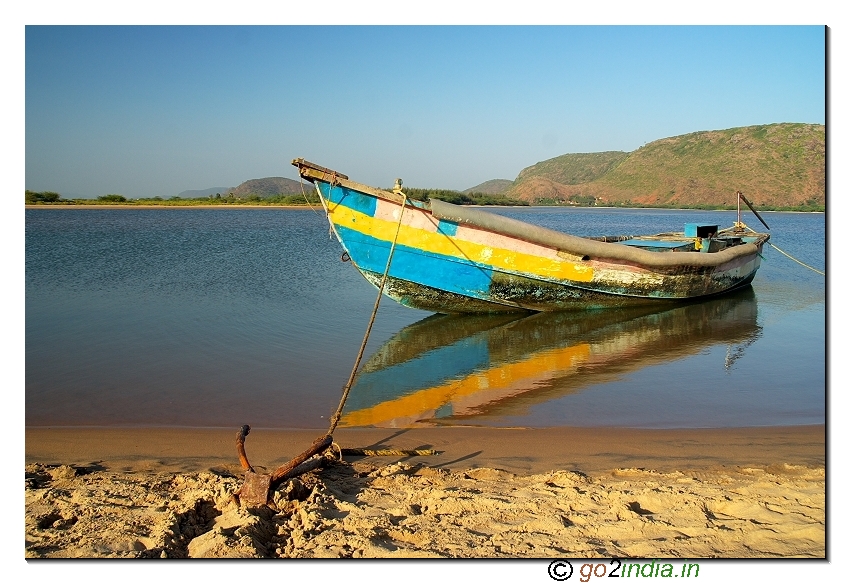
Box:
[428,199,762,268]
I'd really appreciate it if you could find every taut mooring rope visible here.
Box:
[341,448,438,457]
[325,194,408,436]
[767,242,825,276]
[297,175,324,217]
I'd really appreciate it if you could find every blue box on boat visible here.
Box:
[619,239,695,252]
[684,223,719,238]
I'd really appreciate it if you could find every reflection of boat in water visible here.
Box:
[340,288,761,427]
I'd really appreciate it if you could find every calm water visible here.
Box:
[25,207,825,429]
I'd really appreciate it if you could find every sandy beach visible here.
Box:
[24,424,825,559]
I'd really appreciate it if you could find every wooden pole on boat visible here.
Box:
[738,191,770,231]
[737,191,742,229]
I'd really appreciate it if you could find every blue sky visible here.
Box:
[25,24,825,198]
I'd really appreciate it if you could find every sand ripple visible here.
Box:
[24,461,824,558]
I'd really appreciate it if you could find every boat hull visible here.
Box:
[358,268,758,313]
[296,161,768,313]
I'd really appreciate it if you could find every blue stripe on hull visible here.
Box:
[335,224,495,301]
[318,182,377,217]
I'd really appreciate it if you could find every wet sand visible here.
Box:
[26,424,825,476]
[25,424,825,559]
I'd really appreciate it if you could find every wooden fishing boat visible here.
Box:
[292,158,770,313]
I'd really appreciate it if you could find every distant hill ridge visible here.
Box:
[178,177,307,199]
[181,123,823,209]
[463,179,514,195]
[515,151,629,186]
[226,177,306,197]
[506,123,824,208]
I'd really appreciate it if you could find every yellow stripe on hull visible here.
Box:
[328,202,594,283]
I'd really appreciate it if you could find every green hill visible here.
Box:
[463,179,514,195]
[226,177,308,198]
[514,151,629,185]
[506,123,824,210]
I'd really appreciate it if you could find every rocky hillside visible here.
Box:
[505,123,824,209]
[226,177,307,198]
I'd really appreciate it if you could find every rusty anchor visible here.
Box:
[235,190,414,507]
[235,425,334,507]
